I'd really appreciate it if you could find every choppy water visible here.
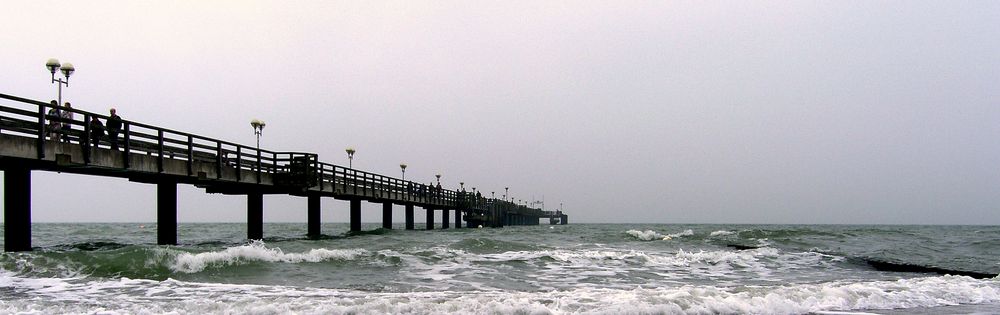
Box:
[1,223,998,314]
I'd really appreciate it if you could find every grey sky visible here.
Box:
[1,1,998,224]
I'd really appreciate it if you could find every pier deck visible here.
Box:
[0,92,567,251]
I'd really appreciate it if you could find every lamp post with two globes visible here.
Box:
[45,58,75,106]
[250,119,265,150]
[346,147,355,168]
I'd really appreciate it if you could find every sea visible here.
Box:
[0,223,998,314]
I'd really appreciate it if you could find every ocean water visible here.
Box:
[0,223,998,314]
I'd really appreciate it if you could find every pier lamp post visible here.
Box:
[45,58,75,106]
[505,187,509,201]
[400,163,407,180]
[460,182,464,191]
[345,147,355,168]
[250,119,265,150]
[435,174,441,185]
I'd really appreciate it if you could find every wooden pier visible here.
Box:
[0,93,567,252]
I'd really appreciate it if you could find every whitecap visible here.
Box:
[710,230,735,237]
[1,274,998,314]
[627,229,694,241]
[169,241,368,273]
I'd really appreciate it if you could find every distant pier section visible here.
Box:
[0,93,567,252]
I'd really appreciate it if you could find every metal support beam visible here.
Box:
[4,168,31,251]
[157,182,177,245]
[425,207,434,230]
[307,194,320,239]
[382,202,392,229]
[405,204,414,230]
[247,192,263,240]
[454,209,461,229]
[350,199,361,232]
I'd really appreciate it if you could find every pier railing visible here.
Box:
[0,93,471,207]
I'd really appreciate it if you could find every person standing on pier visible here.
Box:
[89,116,105,148]
[106,108,122,150]
[45,100,61,140]
[60,102,74,142]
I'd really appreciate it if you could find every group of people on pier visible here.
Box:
[45,100,123,150]
[407,181,444,199]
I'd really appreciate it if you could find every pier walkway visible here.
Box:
[0,93,567,251]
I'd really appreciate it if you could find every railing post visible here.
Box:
[186,135,194,176]
[352,169,358,195]
[157,130,164,173]
[215,142,222,179]
[36,104,45,159]
[122,123,131,169]
[256,149,261,184]
[236,146,243,182]
[82,113,91,164]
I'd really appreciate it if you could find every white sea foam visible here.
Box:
[169,241,368,273]
[627,229,694,241]
[710,230,735,237]
[0,271,997,314]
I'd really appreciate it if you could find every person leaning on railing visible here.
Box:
[60,102,74,143]
[89,116,105,148]
[45,100,61,140]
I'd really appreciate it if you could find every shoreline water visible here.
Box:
[1,223,997,314]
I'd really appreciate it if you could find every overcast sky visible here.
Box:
[2,1,998,225]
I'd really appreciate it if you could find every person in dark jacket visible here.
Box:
[89,117,105,148]
[106,108,123,150]
[46,100,61,140]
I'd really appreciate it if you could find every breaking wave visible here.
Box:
[626,229,695,241]
[0,271,996,314]
[170,241,368,273]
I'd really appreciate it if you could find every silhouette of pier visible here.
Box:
[0,93,567,252]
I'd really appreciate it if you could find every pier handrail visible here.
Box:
[0,92,471,207]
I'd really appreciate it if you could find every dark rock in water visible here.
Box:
[862,258,997,279]
[727,244,759,250]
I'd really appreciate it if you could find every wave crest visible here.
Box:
[627,229,694,241]
[170,241,368,273]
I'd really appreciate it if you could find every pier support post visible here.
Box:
[442,209,449,229]
[405,204,414,230]
[425,207,434,230]
[247,192,263,240]
[157,182,178,245]
[4,168,32,252]
[350,199,361,232]
[307,194,320,239]
[454,209,461,229]
[382,202,393,229]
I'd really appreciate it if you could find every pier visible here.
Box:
[0,93,567,252]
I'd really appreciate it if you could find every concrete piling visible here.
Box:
[350,199,362,232]
[307,194,321,239]
[3,168,31,252]
[247,192,263,240]
[157,182,178,245]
